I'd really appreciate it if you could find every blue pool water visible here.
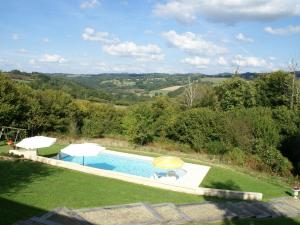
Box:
[60,152,166,178]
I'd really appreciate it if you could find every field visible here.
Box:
[149,85,184,96]
[201,77,229,84]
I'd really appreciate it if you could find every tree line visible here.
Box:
[1,71,300,176]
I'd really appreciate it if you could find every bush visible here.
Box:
[215,77,256,111]
[230,107,280,147]
[255,71,294,107]
[252,139,292,175]
[123,102,155,145]
[205,141,229,155]
[272,106,299,139]
[81,102,124,137]
[171,108,227,151]
[225,147,246,166]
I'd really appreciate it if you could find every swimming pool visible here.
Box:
[61,152,167,178]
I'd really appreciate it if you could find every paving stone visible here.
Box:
[250,202,282,218]
[75,203,163,225]
[29,217,62,225]
[234,202,270,218]
[225,202,255,219]
[15,197,300,225]
[37,208,91,225]
[270,197,300,211]
[13,217,59,225]
[177,202,237,223]
[152,203,192,224]
[269,202,300,218]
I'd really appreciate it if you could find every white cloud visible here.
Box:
[154,0,200,24]
[269,56,276,61]
[82,27,164,61]
[182,56,210,68]
[103,42,164,61]
[28,59,36,65]
[232,55,267,67]
[235,33,254,43]
[12,33,19,40]
[264,25,300,35]
[144,29,154,35]
[82,27,119,44]
[40,54,66,63]
[162,30,227,55]
[217,56,228,65]
[153,0,300,24]
[17,48,28,54]
[42,38,50,43]
[80,0,99,9]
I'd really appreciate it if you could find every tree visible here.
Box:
[123,103,155,145]
[34,90,78,133]
[81,102,123,137]
[0,73,31,128]
[183,77,196,108]
[215,77,256,110]
[256,71,294,108]
[288,58,299,109]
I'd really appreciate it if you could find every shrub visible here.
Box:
[171,108,227,151]
[225,147,246,166]
[255,71,294,107]
[205,141,229,155]
[81,103,124,138]
[272,106,299,139]
[252,139,292,175]
[215,77,256,111]
[230,107,280,147]
[123,102,155,145]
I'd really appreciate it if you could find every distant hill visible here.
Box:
[2,69,299,105]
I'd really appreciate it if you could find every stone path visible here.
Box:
[14,197,300,225]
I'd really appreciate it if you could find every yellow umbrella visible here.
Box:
[153,156,184,169]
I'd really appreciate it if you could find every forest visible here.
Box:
[1,70,300,178]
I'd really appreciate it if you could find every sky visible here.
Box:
[1,0,300,74]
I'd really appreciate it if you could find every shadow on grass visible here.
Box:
[0,197,47,225]
[205,180,242,191]
[0,197,93,225]
[0,158,56,194]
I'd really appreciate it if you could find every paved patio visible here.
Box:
[14,197,300,225]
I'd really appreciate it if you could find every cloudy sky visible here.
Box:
[1,0,300,74]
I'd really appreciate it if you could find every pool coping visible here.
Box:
[60,148,211,188]
[9,149,263,201]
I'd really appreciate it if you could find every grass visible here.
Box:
[0,140,293,224]
[96,143,291,200]
[201,167,290,200]
[0,158,203,225]
[1,141,291,200]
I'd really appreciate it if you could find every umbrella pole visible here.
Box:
[83,156,85,166]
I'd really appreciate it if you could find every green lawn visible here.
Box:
[0,158,203,225]
[1,142,291,199]
[201,167,290,200]
[101,145,291,200]
[0,142,293,224]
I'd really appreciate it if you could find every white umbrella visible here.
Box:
[60,143,104,165]
[16,136,57,150]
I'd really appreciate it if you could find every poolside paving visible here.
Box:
[14,197,300,225]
